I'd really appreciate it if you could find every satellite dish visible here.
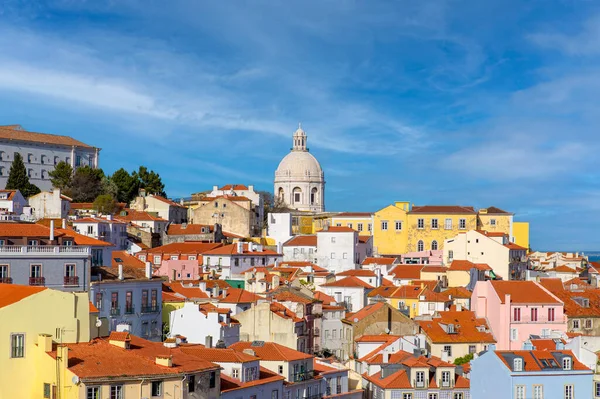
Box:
[353,318,359,323]
[72,376,80,385]
[95,319,103,328]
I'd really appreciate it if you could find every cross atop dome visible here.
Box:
[292,122,307,151]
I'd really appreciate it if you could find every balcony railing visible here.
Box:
[439,379,453,389]
[124,306,135,315]
[110,307,120,316]
[0,277,12,284]
[63,276,79,286]
[291,370,315,382]
[335,386,342,394]
[0,245,90,256]
[512,316,563,324]
[29,277,45,286]
[141,305,159,313]
[414,379,427,389]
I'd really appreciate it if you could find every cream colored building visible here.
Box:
[129,190,188,223]
[274,124,325,212]
[330,212,373,236]
[191,195,256,237]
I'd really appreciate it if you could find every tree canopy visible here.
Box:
[5,153,40,198]
[110,168,140,203]
[49,161,73,191]
[134,166,166,197]
[93,194,120,215]
[70,166,105,202]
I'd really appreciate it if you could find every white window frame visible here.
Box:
[87,386,100,399]
[514,358,523,371]
[490,219,497,226]
[395,221,402,231]
[459,219,466,229]
[10,333,25,358]
[417,240,424,252]
[431,218,438,229]
[565,385,574,399]
[417,218,424,229]
[381,221,388,231]
[357,223,363,232]
[533,385,543,399]
[562,357,571,370]
[153,255,161,265]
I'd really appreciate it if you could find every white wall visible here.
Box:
[268,213,293,248]
[319,286,366,313]
[29,189,70,219]
[169,302,240,346]
[283,245,317,262]
[317,231,357,274]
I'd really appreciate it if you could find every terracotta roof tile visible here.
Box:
[363,369,411,389]
[162,282,209,300]
[362,257,397,265]
[283,235,317,247]
[219,184,249,191]
[54,228,114,247]
[321,276,374,289]
[167,224,213,235]
[181,346,258,362]
[0,125,95,148]
[141,242,223,256]
[0,284,46,309]
[448,260,492,272]
[202,242,280,256]
[114,209,168,222]
[230,341,313,361]
[443,287,472,299]
[336,270,376,277]
[530,338,566,351]
[269,302,303,322]
[418,310,496,344]
[89,302,99,313]
[409,205,476,214]
[151,195,186,208]
[0,222,64,238]
[345,302,385,322]
[490,281,562,305]
[219,367,284,392]
[390,265,424,279]
[482,206,511,214]
[220,288,262,304]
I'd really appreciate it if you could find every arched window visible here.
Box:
[28,169,34,178]
[417,240,424,252]
[54,156,60,165]
[278,187,285,201]
[0,167,4,176]
[431,240,438,250]
[41,170,47,179]
[293,187,302,204]
[0,151,5,161]
[27,153,34,163]
[310,188,318,205]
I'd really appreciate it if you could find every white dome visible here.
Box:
[275,151,324,182]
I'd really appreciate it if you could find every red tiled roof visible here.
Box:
[151,195,186,208]
[481,206,511,214]
[345,302,385,322]
[390,265,424,279]
[550,265,578,273]
[321,276,374,289]
[108,332,131,342]
[476,230,507,238]
[420,266,448,273]
[283,235,317,247]
[0,223,64,237]
[314,291,336,305]
[162,282,209,300]
[530,338,565,351]
[409,205,476,214]
[89,302,99,313]
[443,287,472,299]
[142,242,223,255]
[420,289,452,303]
[539,278,565,293]
[318,226,356,233]
[111,251,145,269]
[200,195,252,203]
[269,302,303,322]
[219,184,249,191]
[220,367,284,392]
[167,224,213,235]
[418,310,495,344]
[54,228,114,247]
[202,242,280,256]
[271,290,314,304]
[220,288,262,304]
[230,341,313,361]
[389,285,423,299]
[0,125,94,148]
[495,350,589,372]
[355,335,401,343]
[363,369,411,389]
[362,257,397,265]
[49,336,219,379]
[0,284,46,309]
[448,260,492,272]
[490,281,562,305]
[181,345,259,362]
[115,209,168,222]
[505,243,527,250]
[336,270,376,277]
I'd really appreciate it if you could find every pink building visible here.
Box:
[471,280,566,350]
[154,259,200,281]
[400,250,443,265]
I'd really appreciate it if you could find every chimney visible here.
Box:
[205,335,213,348]
[382,352,389,363]
[222,288,228,298]
[456,304,462,312]
[163,338,178,348]
[198,281,207,293]
[273,275,280,287]
[145,261,152,279]
[118,264,124,280]
[49,220,55,241]
[155,355,173,367]
[61,218,66,229]
[375,268,382,287]
[57,344,69,368]
[243,349,256,356]
[106,214,113,221]
[237,242,244,254]
[212,185,218,192]
[38,333,53,353]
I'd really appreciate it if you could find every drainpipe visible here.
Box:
[179,375,186,399]
[139,379,145,398]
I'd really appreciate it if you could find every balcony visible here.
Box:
[141,305,160,313]
[291,370,315,382]
[414,379,427,389]
[110,307,121,316]
[439,379,454,389]
[63,276,79,286]
[0,277,12,284]
[0,245,90,257]
[29,277,45,286]
[124,306,135,315]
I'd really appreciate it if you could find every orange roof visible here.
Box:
[0,284,46,309]
[181,346,258,363]
[314,291,336,305]
[199,302,231,315]
[411,280,441,291]
[505,242,527,250]
[490,281,562,305]
[108,332,131,342]
[550,265,578,273]
[475,230,507,238]
[355,335,401,343]
[167,224,213,235]
[163,282,209,300]
[336,269,376,277]
[142,242,223,255]
[89,302,99,313]
[283,235,317,247]
[448,260,492,272]
[421,266,448,273]
[362,257,397,265]
[220,288,262,304]
[409,205,475,214]
[220,367,284,392]
[321,276,374,289]
[151,195,186,208]
[111,251,145,269]
[0,125,94,148]
[530,338,565,351]
[54,228,114,247]
[0,223,64,238]
[202,243,280,256]
[49,336,219,379]
[345,302,385,322]
[114,209,168,222]
[390,265,424,279]
[367,286,404,298]
[482,206,510,214]
[495,350,590,372]
[269,302,303,322]
[539,278,565,293]
[418,310,496,344]
[200,195,252,203]
[363,369,411,389]
[0,189,17,200]
[443,287,472,299]
[318,226,356,233]
[271,290,314,304]
[420,289,452,303]
[219,184,249,191]
[230,341,313,361]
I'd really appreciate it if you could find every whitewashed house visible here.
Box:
[169,301,240,347]
[316,226,358,274]
[0,189,27,217]
[28,188,71,219]
[202,242,283,279]
[72,216,128,250]
[283,235,317,262]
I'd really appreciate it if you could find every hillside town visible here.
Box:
[1,123,598,399]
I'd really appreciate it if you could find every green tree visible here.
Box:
[93,194,120,215]
[49,161,73,190]
[454,353,474,365]
[110,168,139,203]
[260,190,290,225]
[70,166,105,202]
[5,153,41,198]
[101,176,119,198]
[135,166,166,197]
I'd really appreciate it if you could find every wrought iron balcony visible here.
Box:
[141,304,160,313]
[29,277,45,286]
[291,370,315,382]
[0,277,12,284]
[110,307,120,316]
[64,276,79,286]
[124,306,135,315]
[303,394,322,399]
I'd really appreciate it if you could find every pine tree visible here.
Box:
[49,161,73,190]
[5,153,40,198]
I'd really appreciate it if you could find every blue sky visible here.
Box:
[0,1,598,250]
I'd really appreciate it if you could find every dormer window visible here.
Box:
[514,358,523,371]
[563,357,572,370]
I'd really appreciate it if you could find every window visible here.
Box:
[111,292,118,310]
[586,319,593,329]
[87,225,94,234]
[151,381,162,397]
[441,371,450,387]
[95,292,103,310]
[548,307,555,322]
[331,237,336,243]
[403,394,412,399]
[443,345,452,357]
[395,221,402,231]
[110,385,123,399]
[0,264,9,279]
[151,289,158,308]
[572,319,580,329]
[343,252,347,259]
[336,223,342,227]
[565,385,573,399]
[417,218,424,229]
[209,371,216,388]
[272,390,279,399]
[531,307,538,322]
[417,240,424,252]
[416,371,425,386]
[431,218,438,229]
[368,223,372,231]
[141,321,149,337]
[234,258,240,267]
[513,358,523,371]
[429,395,438,399]
[142,290,148,309]
[459,219,466,229]
[563,357,572,370]
[65,263,76,277]
[43,383,51,398]
[533,385,543,399]
[188,375,195,393]
[294,192,301,203]
[125,291,133,313]
[469,345,476,354]
[10,333,24,358]
[347,223,353,229]
[381,221,388,230]
[445,218,452,230]
[232,368,240,379]
[330,253,335,259]
[490,219,496,226]
[30,264,42,279]
[513,307,521,322]
[278,365,284,374]
[358,223,363,232]
[153,255,161,264]
[28,239,39,246]
[76,155,82,167]
[448,250,454,260]
[431,240,438,250]
[87,387,100,399]
[510,328,518,341]
[453,394,463,399]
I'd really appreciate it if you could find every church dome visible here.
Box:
[275,150,324,182]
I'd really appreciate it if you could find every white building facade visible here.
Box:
[28,188,71,219]
[169,301,240,347]
[72,216,128,250]
[274,125,325,212]
[316,227,358,274]
[0,125,100,191]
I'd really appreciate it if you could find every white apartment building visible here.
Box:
[169,302,241,347]
[316,226,358,274]
[0,189,27,216]
[72,216,128,250]
[0,125,100,191]
[203,242,283,279]
[28,188,71,219]
[282,235,317,263]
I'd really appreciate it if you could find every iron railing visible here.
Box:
[29,277,45,286]
[64,276,79,286]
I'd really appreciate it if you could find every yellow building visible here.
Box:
[513,221,530,251]
[372,202,410,255]
[0,285,92,399]
[476,207,513,235]
[330,212,373,236]
[367,285,422,318]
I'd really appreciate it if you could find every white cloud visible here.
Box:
[529,14,600,55]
